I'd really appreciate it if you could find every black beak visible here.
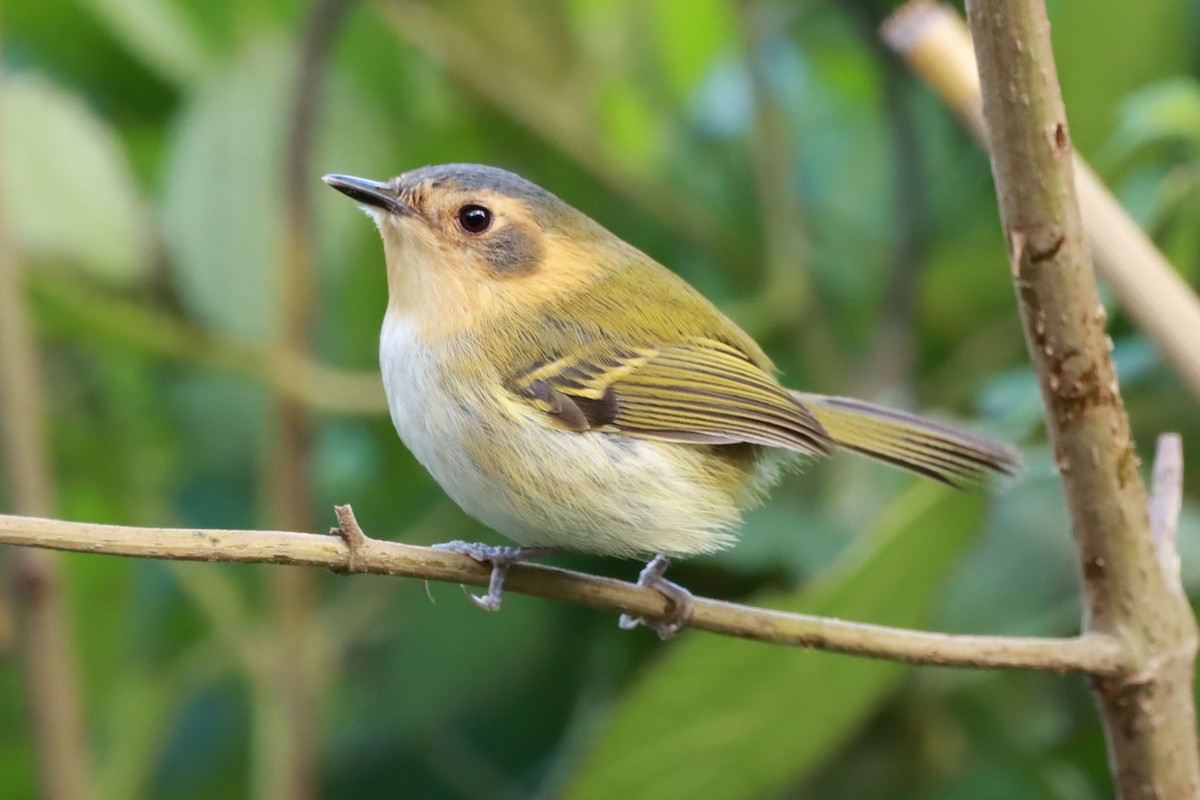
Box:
[322,174,413,215]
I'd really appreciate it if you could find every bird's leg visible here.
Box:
[618,554,694,639]
[432,541,562,612]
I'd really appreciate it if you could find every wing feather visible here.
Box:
[511,337,833,456]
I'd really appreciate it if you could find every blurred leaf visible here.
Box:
[1112,335,1163,385]
[938,448,1079,638]
[76,0,213,85]
[385,582,565,733]
[715,499,849,578]
[1176,501,1200,598]
[446,0,576,83]
[650,0,732,99]
[1,72,152,283]
[976,366,1048,443]
[1105,78,1200,282]
[1161,184,1200,280]
[162,38,391,343]
[0,656,36,798]
[1050,0,1193,153]
[161,41,290,343]
[691,57,754,138]
[564,481,981,800]
[789,23,892,344]
[97,666,189,800]
[1109,78,1200,159]
[599,80,660,164]
[1114,161,1188,229]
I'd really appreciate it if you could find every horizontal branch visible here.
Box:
[0,509,1125,675]
[33,273,387,416]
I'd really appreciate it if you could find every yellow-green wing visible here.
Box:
[511,337,834,456]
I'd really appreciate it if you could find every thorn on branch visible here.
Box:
[1150,434,1184,583]
[332,504,367,574]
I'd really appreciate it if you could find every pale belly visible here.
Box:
[379,318,752,558]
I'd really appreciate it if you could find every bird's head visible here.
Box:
[324,164,620,337]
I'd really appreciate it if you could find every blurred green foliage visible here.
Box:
[1,1,1199,798]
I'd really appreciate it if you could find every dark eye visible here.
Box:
[456,204,493,234]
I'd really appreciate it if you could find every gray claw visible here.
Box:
[619,555,694,639]
[433,542,561,613]
[433,541,522,563]
[468,590,504,612]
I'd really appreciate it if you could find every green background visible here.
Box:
[1,0,1199,797]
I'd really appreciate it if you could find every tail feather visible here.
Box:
[792,393,1021,487]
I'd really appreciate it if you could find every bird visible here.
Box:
[323,164,1019,637]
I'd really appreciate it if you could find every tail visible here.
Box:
[792,393,1021,487]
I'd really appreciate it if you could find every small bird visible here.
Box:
[324,164,1018,636]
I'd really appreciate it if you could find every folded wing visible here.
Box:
[511,337,834,456]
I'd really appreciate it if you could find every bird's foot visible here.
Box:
[432,541,559,612]
[618,554,694,640]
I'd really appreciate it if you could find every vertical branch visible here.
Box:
[257,1,349,797]
[860,71,926,392]
[965,2,1200,798]
[734,0,812,323]
[0,33,94,800]
[845,0,930,393]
